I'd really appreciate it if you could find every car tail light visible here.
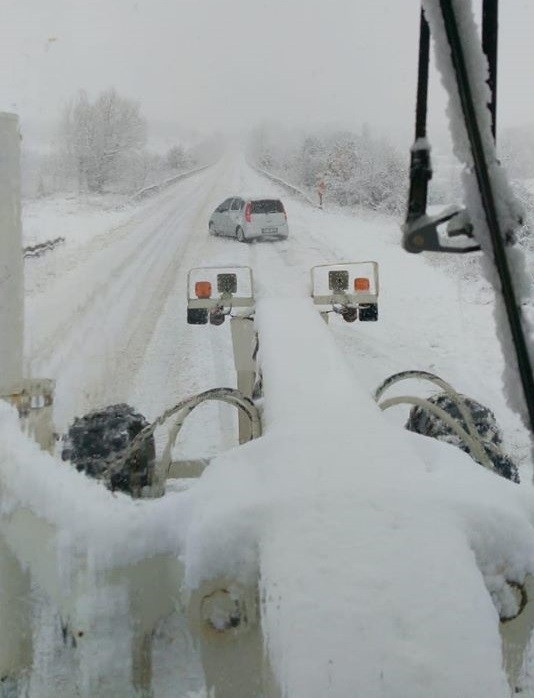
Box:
[244,202,252,222]
[195,281,212,298]
[281,203,287,220]
[354,277,370,291]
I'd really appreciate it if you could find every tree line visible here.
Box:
[248,124,407,215]
[22,89,202,199]
[247,123,534,224]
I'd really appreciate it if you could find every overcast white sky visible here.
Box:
[2,0,534,150]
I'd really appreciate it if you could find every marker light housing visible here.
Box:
[195,281,212,299]
[311,261,379,324]
[354,277,370,291]
[187,266,255,325]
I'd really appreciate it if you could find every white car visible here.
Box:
[209,197,289,242]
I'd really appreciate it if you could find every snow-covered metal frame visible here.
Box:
[187,266,258,443]
[0,113,56,455]
[375,369,495,471]
[111,386,262,489]
[375,368,534,692]
[311,261,379,306]
[186,265,255,310]
[0,488,272,697]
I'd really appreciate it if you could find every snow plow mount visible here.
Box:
[402,206,481,254]
[187,265,255,325]
[374,369,518,482]
[0,378,55,453]
[131,387,261,493]
[311,261,379,323]
[375,368,534,691]
[61,388,262,499]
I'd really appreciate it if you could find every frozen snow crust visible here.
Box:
[3,297,534,696]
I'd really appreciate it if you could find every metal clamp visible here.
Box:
[402,207,480,254]
[0,378,55,453]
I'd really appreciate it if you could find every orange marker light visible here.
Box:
[354,277,370,291]
[195,281,212,299]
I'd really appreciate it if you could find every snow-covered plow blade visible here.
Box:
[59,387,261,498]
[0,401,266,698]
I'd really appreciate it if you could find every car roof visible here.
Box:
[232,195,283,202]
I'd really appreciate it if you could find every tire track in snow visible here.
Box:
[28,166,230,428]
[29,174,211,362]
[126,159,245,456]
[126,156,289,455]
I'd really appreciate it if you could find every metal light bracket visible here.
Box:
[402,206,481,254]
[185,266,259,443]
[311,261,379,323]
[187,266,254,313]
[0,378,56,452]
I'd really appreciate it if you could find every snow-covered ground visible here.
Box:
[2,153,534,696]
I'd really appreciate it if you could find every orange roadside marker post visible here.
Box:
[317,179,326,209]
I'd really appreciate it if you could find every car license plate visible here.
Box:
[262,227,277,233]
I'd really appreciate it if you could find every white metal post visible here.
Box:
[0,536,32,695]
[0,113,55,452]
[0,112,32,697]
[0,113,23,394]
[230,317,257,444]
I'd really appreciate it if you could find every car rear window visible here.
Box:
[250,200,284,214]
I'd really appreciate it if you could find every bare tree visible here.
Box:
[61,88,147,193]
[166,144,189,171]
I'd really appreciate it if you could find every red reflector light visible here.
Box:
[354,277,370,291]
[195,281,212,299]
[244,202,252,222]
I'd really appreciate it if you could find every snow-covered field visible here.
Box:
[2,153,534,696]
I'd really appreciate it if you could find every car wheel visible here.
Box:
[209,222,217,236]
[236,226,246,243]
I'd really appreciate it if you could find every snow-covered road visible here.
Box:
[26,164,229,429]
[25,154,528,461]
